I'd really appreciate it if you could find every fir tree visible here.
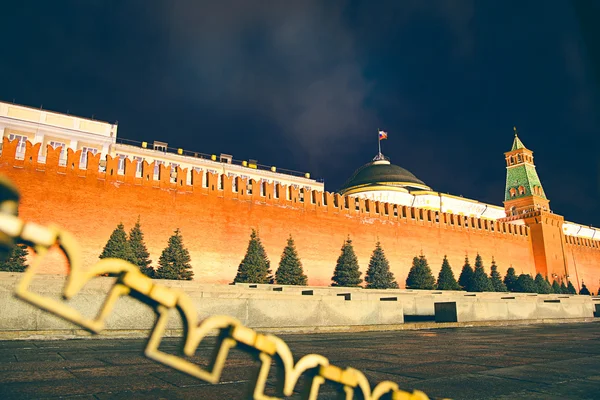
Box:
[470,253,493,292]
[566,281,577,295]
[551,280,561,294]
[365,241,398,289]
[436,255,460,290]
[0,244,29,272]
[504,267,518,292]
[489,259,507,292]
[579,282,590,295]
[128,216,153,277]
[154,229,194,280]
[405,254,436,290]
[233,229,273,284]
[514,274,537,293]
[560,281,568,294]
[458,256,474,291]
[534,273,551,294]
[275,235,307,286]
[331,237,362,287]
[99,223,135,263]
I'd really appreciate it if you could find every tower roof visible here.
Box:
[504,130,547,203]
[511,127,527,151]
[339,157,430,194]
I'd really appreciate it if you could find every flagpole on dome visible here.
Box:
[377,129,388,160]
[378,129,382,158]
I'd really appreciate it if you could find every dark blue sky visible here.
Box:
[2,1,599,227]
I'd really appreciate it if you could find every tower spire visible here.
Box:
[511,126,526,151]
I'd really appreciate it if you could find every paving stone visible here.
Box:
[406,373,550,400]
[93,382,251,399]
[0,322,599,399]
[479,363,596,385]
[0,368,75,383]
[380,361,492,379]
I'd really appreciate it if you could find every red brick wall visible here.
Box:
[0,139,540,286]
[564,237,600,294]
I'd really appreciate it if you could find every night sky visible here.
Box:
[2,1,599,227]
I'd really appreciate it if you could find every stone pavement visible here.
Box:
[0,322,599,399]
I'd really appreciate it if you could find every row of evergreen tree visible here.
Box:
[99,218,193,280]
[232,233,400,289]
[0,223,594,297]
[405,252,590,295]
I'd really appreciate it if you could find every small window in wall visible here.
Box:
[80,147,98,169]
[134,156,144,178]
[299,188,305,202]
[322,192,327,206]
[232,177,238,193]
[117,153,127,175]
[8,134,27,158]
[248,181,253,195]
[355,199,360,211]
[273,182,279,198]
[365,200,370,212]
[344,196,349,209]
[393,205,398,217]
[410,208,415,219]
[517,154,522,162]
[287,186,292,200]
[311,190,316,204]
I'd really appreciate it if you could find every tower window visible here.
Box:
[509,188,517,198]
[518,186,525,195]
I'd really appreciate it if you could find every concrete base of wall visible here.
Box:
[1,272,598,341]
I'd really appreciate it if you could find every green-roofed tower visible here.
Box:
[500,127,569,282]
[503,127,549,216]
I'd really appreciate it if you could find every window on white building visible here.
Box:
[116,154,127,175]
[79,147,98,169]
[8,134,27,158]
[170,163,179,183]
[49,141,66,156]
[49,141,67,165]
[154,160,164,180]
[133,156,144,177]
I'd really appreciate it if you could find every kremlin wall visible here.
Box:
[0,101,599,291]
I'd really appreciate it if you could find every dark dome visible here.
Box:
[339,159,430,194]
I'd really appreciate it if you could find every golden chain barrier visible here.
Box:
[0,176,438,400]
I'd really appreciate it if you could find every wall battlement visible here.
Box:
[0,138,532,241]
[4,137,599,289]
[565,235,600,250]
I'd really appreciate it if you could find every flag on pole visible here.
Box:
[378,130,388,140]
